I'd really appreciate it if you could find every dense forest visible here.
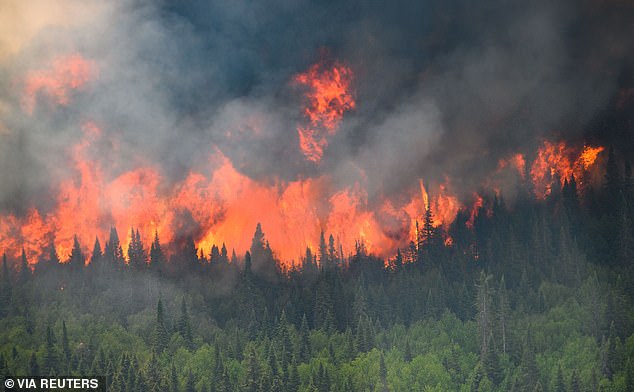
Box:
[1,149,634,392]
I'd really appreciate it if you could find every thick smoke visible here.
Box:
[0,0,632,215]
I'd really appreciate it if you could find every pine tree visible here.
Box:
[149,230,166,269]
[520,327,539,391]
[602,321,618,379]
[152,299,169,353]
[298,314,311,362]
[128,228,147,268]
[314,279,335,331]
[483,333,501,385]
[497,276,510,354]
[476,271,494,361]
[90,237,103,266]
[62,320,71,361]
[104,227,125,267]
[390,248,402,271]
[178,298,193,349]
[220,243,229,264]
[210,244,221,264]
[318,230,329,269]
[287,360,299,392]
[243,346,259,392]
[42,242,60,272]
[0,253,12,318]
[379,352,389,392]
[19,248,30,282]
[328,234,337,265]
[422,199,436,250]
[244,251,252,278]
[169,363,179,392]
[67,237,85,271]
[44,325,59,376]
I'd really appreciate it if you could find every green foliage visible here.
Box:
[1,188,633,391]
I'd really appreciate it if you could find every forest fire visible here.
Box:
[529,141,605,199]
[294,60,355,163]
[0,55,609,268]
[0,120,458,265]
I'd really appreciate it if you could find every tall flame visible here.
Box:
[0,56,609,268]
[294,60,355,162]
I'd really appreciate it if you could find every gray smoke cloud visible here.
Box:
[0,0,632,215]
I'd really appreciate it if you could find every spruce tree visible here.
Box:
[19,248,30,282]
[149,230,166,270]
[379,352,389,392]
[0,253,12,318]
[68,237,85,271]
[90,237,103,266]
[152,299,169,353]
[43,325,59,376]
[178,298,193,349]
[62,320,71,361]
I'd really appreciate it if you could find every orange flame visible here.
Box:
[530,141,604,199]
[21,54,96,114]
[0,57,611,268]
[465,194,484,229]
[294,60,355,162]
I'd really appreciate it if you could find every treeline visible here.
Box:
[0,148,633,391]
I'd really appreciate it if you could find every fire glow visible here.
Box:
[0,55,608,268]
[294,60,355,163]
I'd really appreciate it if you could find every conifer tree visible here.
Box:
[379,352,389,392]
[67,237,85,271]
[152,299,169,353]
[318,230,328,268]
[298,314,311,362]
[220,243,229,264]
[19,248,30,282]
[62,320,71,361]
[0,253,12,318]
[44,325,58,376]
[104,227,125,267]
[149,230,166,269]
[178,298,193,349]
[90,237,103,266]
[328,234,337,264]
[497,276,510,354]
[476,271,493,360]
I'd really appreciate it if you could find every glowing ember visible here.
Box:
[21,54,96,114]
[294,60,355,162]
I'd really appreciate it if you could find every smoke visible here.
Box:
[0,0,632,253]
